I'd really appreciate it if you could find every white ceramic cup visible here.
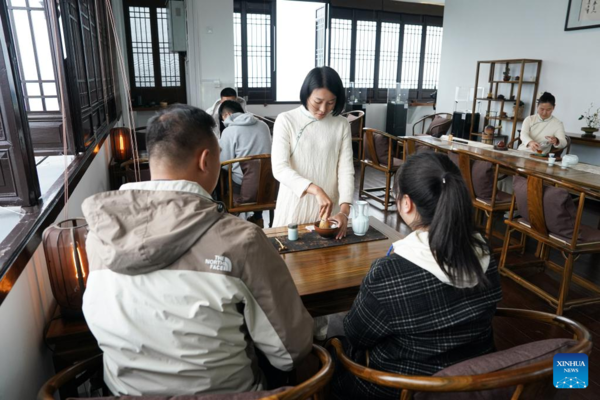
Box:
[562,155,579,166]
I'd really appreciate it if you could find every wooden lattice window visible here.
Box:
[233,0,275,104]
[123,0,186,106]
[326,8,443,102]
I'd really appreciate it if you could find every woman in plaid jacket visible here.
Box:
[332,152,503,399]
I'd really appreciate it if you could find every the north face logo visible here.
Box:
[205,255,232,272]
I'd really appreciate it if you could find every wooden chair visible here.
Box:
[327,307,592,400]
[251,113,276,136]
[359,128,404,212]
[412,112,453,136]
[402,137,439,158]
[509,132,571,157]
[220,154,277,228]
[121,157,151,183]
[499,169,600,315]
[450,150,515,251]
[341,110,365,162]
[38,345,333,400]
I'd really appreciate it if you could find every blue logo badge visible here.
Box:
[554,353,588,389]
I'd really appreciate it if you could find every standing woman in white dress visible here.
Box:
[272,67,354,239]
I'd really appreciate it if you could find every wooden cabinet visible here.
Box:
[469,59,542,145]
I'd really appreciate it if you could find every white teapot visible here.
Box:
[562,154,579,166]
[350,200,369,236]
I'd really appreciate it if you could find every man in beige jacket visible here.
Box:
[82,104,313,396]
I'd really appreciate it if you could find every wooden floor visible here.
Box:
[356,166,600,399]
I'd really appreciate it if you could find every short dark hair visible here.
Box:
[484,125,495,131]
[146,104,216,163]
[393,152,490,287]
[219,100,244,117]
[538,92,556,107]
[220,87,237,98]
[299,67,346,116]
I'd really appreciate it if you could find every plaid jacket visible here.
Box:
[332,253,503,400]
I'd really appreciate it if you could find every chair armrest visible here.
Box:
[37,355,103,400]
[120,157,149,169]
[508,138,521,149]
[412,114,435,135]
[220,153,271,166]
[279,344,334,400]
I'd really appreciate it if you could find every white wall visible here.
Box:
[437,0,600,136]
[246,103,298,117]
[186,0,235,110]
[276,0,322,101]
[0,140,111,400]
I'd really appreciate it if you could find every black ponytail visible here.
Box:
[538,92,556,107]
[394,152,489,287]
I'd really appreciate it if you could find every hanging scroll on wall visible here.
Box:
[565,0,600,30]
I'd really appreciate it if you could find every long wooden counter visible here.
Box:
[407,136,600,192]
[567,132,600,148]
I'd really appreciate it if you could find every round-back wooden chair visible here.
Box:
[220,153,278,227]
[341,110,365,162]
[38,345,333,400]
[251,113,276,136]
[499,169,600,315]
[359,128,404,211]
[121,157,151,183]
[448,149,515,252]
[328,308,591,400]
[412,113,453,137]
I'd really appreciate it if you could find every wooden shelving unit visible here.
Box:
[469,59,542,144]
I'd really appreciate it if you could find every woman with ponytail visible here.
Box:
[332,152,502,400]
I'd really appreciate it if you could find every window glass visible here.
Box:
[400,24,423,90]
[330,18,352,87]
[8,1,60,112]
[157,8,180,87]
[378,22,400,89]
[246,13,271,88]
[422,26,443,89]
[129,6,155,88]
[354,20,376,88]
[233,12,242,88]
[276,0,321,101]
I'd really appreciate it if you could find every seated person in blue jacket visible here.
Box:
[331,152,503,400]
[219,100,272,227]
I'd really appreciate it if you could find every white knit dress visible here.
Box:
[517,114,566,152]
[272,106,355,228]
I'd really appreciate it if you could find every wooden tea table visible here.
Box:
[406,136,600,192]
[264,217,405,317]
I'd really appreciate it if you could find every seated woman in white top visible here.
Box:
[271,67,354,239]
[518,92,567,153]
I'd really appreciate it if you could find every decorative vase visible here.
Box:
[482,132,494,145]
[351,200,369,236]
[581,127,598,138]
[512,105,524,119]
[503,75,511,82]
